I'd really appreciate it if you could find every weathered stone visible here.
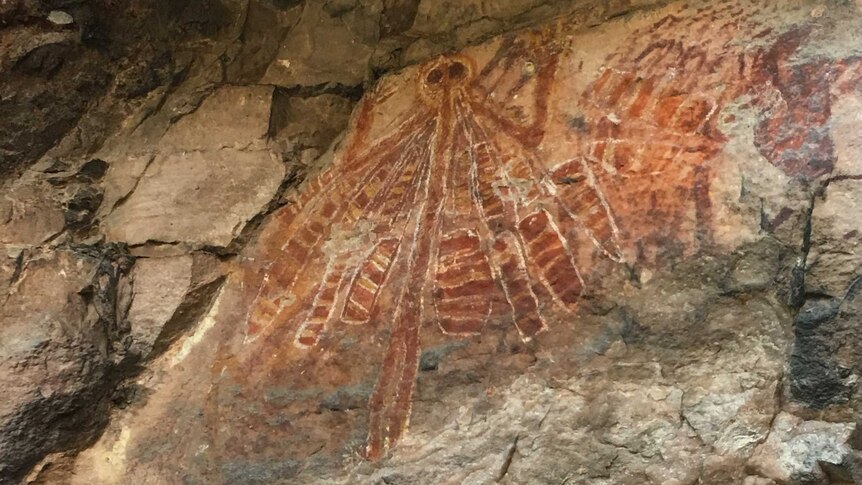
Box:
[0,0,245,180]
[64,184,103,231]
[46,11,74,26]
[269,91,357,156]
[742,477,779,485]
[0,182,65,247]
[125,253,224,360]
[224,0,304,84]
[0,26,76,74]
[98,154,153,217]
[71,285,235,485]
[0,248,125,483]
[677,302,784,454]
[789,296,855,411]
[410,0,548,37]
[159,85,275,152]
[399,0,664,65]
[75,159,109,181]
[100,85,284,248]
[102,149,283,247]
[0,25,108,180]
[379,0,421,37]
[721,245,784,296]
[808,179,862,297]
[789,156,862,415]
[260,2,377,87]
[749,413,856,483]
[60,3,862,483]
[4,0,862,483]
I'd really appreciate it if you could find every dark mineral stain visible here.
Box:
[790,295,855,408]
[419,341,468,372]
[319,383,373,412]
[567,114,587,132]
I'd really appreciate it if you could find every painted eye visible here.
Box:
[448,62,467,80]
[523,61,537,76]
[426,68,443,84]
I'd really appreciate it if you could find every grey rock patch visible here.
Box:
[749,412,856,483]
[46,11,74,26]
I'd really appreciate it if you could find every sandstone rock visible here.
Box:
[22,451,76,485]
[400,0,664,65]
[69,284,236,485]
[789,272,862,413]
[99,154,154,217]
[673,298,785,452]
[0,24,108,180]
[789,176,862,413]
[0,26,76,74]
[378,0,421,37]
[224,0,304,84]
[0,252,16,295]
[269,91,357,157]
[0,182,65,247]
[102,149,283,248]
[0,0,246,180]
[830,90,862,178]
[46,11,74,26]
[101,85,285,248]
[159,85,275,152]
[125,253,224,360]
[0,248,127,483]
[5,0,862,484]
[260,2,376,87]
[742,477,779,485]
[807,179,862,297]
[410,0,546,37]
[748,412,856,483]
[65,3,862,483]
[722,240,785,293]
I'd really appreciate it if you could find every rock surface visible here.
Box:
[62,1,862,484]
[101,86,285,249]
[749,413,856,484]
[124,253,224,360]
[2,0,862,484]
[0,0,236,180]
[102,149,282,248]
[0,247,129,482]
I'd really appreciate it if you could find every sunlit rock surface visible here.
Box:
[101,85,285,249]
[2,0,862,484]
[62,1,862,484]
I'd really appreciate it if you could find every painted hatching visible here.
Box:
[220,0,862,461]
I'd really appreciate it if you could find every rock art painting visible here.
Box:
[243,30,598,461]
[227,0,862,462]
[86,1,862,481]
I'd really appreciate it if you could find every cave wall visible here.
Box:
[2,1,862,484]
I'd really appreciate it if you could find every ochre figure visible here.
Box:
[239,27,623,460]
[228,2,858,461]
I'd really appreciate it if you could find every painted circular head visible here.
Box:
[418,55,474,105]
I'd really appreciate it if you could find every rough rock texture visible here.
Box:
[0,247,130,482]
[124,253,224,360]
[3,0,862,484]
[102,85,285,249]
[0,0,236,180]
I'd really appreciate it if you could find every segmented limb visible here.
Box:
[455,98,587,331]
[243,112,435,348]
[364,295,421,460]
[364,99,455,460]
[548,157,624,262]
